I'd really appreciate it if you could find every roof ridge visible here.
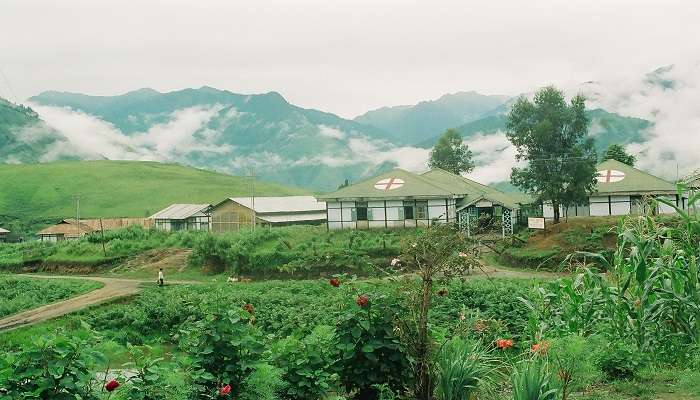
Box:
[599,159,675,186]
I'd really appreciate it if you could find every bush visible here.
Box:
[334,293,411,400]
[271,325,339,400]
[178,306,264,399]
[434,338,499,400]
[595,339,645,380]
[511,359,559,400]
[240,363,285,400]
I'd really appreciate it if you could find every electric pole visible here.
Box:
[73,194,81,237]
[250,169,256,231]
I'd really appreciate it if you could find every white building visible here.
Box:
[316,168,529,234]
[543,159,685,218]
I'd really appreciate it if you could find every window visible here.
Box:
[415,201,428,219]
[403,201,415,220]
[355,202,368,221]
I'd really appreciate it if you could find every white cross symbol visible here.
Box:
[596,169,626,183]
[374,177,405,191]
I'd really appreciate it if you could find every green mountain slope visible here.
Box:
[28,88,397,190]
[418,109,652,154]
[0,98,71,163]
[354,91,508,145]
[0,160,306,219]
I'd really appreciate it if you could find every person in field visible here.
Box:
[158,268,164,286]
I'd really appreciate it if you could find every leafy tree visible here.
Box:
[428,129,475,174]
[602,143,636,166]
[505,86,597,223]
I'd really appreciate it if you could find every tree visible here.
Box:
[602,144,636,166]
[505,86,597,223]
[428,129,475,175]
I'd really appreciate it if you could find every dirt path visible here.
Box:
[0,275,197,332]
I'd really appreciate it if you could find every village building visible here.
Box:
[37,218,153,242]
[37,219,95,242]
[316,168,528,235]
[210,196,326,232]
[149,204,211,231]
[543,159,685,218]
[0,228,9,242]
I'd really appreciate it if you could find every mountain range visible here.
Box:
[1,64,695,191]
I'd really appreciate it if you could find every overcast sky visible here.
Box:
[1,0,698,118]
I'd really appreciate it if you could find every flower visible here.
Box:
[356,294,369,308]
[495,339,514,349]
[531,341,550,354]
[105,379,120,392]
[437,288,448,297]
[329,278,341,287]
[458,251,469,258]
[243,303,254,314]
[219,384,232,396]
[474,320,488,333]
[458,312,466,321]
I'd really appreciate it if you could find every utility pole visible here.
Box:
[250,169,256,231]
[73,195,81,237]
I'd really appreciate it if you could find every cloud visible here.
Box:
[465,132,520,184]
[573,61,700,179]
[317,124,345,140]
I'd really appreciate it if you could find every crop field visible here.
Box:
[0,204,699,399]
[0,275,102,318]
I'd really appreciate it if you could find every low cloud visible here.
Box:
[465,132,520,184]
[317,124,345,140]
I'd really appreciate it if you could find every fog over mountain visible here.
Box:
[1,64,698,190]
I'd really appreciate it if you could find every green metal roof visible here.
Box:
[316,168,456,200]
[420,169,529,210]
[594,159,677,195]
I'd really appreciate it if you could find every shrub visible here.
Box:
[549,335,602,399]
[335,293,411,400]
[271,325,339,400]
[595,339,645,380]
[240,363,285,400]
[178,306,264,398]
[0,332,106,399]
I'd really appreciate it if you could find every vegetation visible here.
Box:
[0,160,306,237]
[602,143,636,166]
[0,275,102,318]
[506,86,598,223]
[428,128,475,175]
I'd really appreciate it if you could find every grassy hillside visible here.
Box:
[0,160,307,222]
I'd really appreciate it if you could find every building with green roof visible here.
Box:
[543,159,686,218]
[316,168,531,234]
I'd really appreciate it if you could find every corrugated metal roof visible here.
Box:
[149,204,211,220]
[258,212,327,223]
[227,196,326,213]
[0,228,9,233]
[316,169,456,200]
[421,169,529,210]
[37,219,94,236]
[594,159,677,195]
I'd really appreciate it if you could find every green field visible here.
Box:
[0,275,102,318]
[0,160,307,236]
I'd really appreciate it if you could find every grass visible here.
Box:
[0,160,307,237]
[0,275,103,318]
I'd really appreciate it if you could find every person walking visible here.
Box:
[158,268,164,286]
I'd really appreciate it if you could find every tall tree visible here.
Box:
[506,86,597,223]
[602,143,636,166]
[428,129,475,174]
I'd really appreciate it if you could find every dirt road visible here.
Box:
[0,275,194,332]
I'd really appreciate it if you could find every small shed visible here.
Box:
[0,228,9,242]
[37,219,94,242]
[211,196,326,233]
[149,204,211,232]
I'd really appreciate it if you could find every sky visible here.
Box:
[1,0,699,118]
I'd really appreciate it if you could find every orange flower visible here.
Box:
[495,338,514,349]
[531,341,550,354]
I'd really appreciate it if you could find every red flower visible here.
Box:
[495,339,514,349]
[356,294,369,308]
[219,384,232,396]
[329,278,341,287]
[243,303,254,314]
[105,379,120,392]
[531,341,550,354]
